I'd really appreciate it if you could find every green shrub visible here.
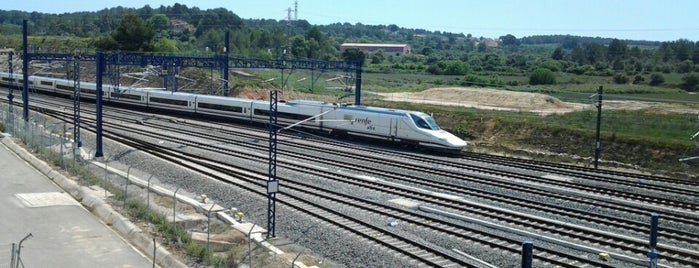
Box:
[649,73,665,86]
[529,68,556,85]
[681,73,699,92]
[613,73,629,84]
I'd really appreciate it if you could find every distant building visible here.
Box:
[480,38,499,48]
[169,19,192,34]
[340,43,411,54]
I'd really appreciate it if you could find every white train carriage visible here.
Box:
[107,87,147,104]
[0,71,467,151]
[194,94,253,120]
[318,104,465,149]
[146,90,196,112]
[0,72,38,90]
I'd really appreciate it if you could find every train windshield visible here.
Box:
[410,113,440,130]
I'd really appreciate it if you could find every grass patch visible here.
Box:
[366,99,699,176]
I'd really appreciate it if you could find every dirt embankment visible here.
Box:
[376,87,699,115]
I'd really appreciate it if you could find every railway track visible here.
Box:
[102,128,625,267]
[5,93,699,267]
[59,112,699,267]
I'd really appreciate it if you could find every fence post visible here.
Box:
[10,243,16,268]
[173,187,180,241]
[123,173,129,209]
[103,158,108,197]
[61,122,66,171]
[147,175,153,210]
[15,233,32,268]
[152,237,157,268]
[146,175,153,223]
[521,240,533,268]
[248,223,257,268]
[207,203,216,254]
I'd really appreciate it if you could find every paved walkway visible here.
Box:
[0,135,155,268]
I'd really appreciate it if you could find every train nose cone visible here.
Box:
[445,135,467,149]
[437,130,466,149]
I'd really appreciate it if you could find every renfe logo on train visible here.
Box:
[351,117,375,130]
[352,117,372,126]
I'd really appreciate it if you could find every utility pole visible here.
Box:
[267,89,279,238]
[593,86,603,169]
[294,0,298,21]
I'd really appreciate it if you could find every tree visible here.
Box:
[148,14,169,34]
[306,26,324,43]
[571,47,587,64]
[529,68,556,85]
[195,8,242,37]
[289,35,308,58]
[673,39,693,61]
[93,35,119,51]
[477,42,487,52]
[342,48,365,66]
[613,73,629,84]
[153,38,179,52]
[500,34,519,46]
[585,43,607,63]
[112,13,155,51]
[371,50,385,64]
[388,24,399,32]
[677,60,694,73]
[681,73,699,92]
[551,47,564,60]
[607,39,627,60]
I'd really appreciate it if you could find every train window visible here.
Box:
[198,102,243,113]
[80,88,96,94]
[254,109,311,120]
[410,113,434,130]
[56,84,73,90]
[40,81,53,86]
[423,116,440,130]
[150,96,188,106]
[1,78,11,82]
[110,92,142,101]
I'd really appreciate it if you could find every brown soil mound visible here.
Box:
[377,87,699,115]
[377,87,587,114]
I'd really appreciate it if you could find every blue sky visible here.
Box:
[4,0,698,41]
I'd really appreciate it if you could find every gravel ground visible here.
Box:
[5,102,695,268]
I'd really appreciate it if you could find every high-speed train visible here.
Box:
[0,72,467,151]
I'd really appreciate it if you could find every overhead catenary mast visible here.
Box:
[294,0,298,21]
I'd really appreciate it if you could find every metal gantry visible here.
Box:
[21,20,29,122]
[19,21,362,240]
[267,89,279,238]
[72,55,82,148]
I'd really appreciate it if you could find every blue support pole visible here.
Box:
[354,62,362,106]
[222,31,230,97]
[6,52,14,132]
[22,20,29,122]
[647,213,659,268]
[521,241,533,268]
[162,59,169,92]
[95,52,104,158]
[72,56,81,147]
[267,89,278,239]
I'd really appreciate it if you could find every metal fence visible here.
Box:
[0,103,233,267]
